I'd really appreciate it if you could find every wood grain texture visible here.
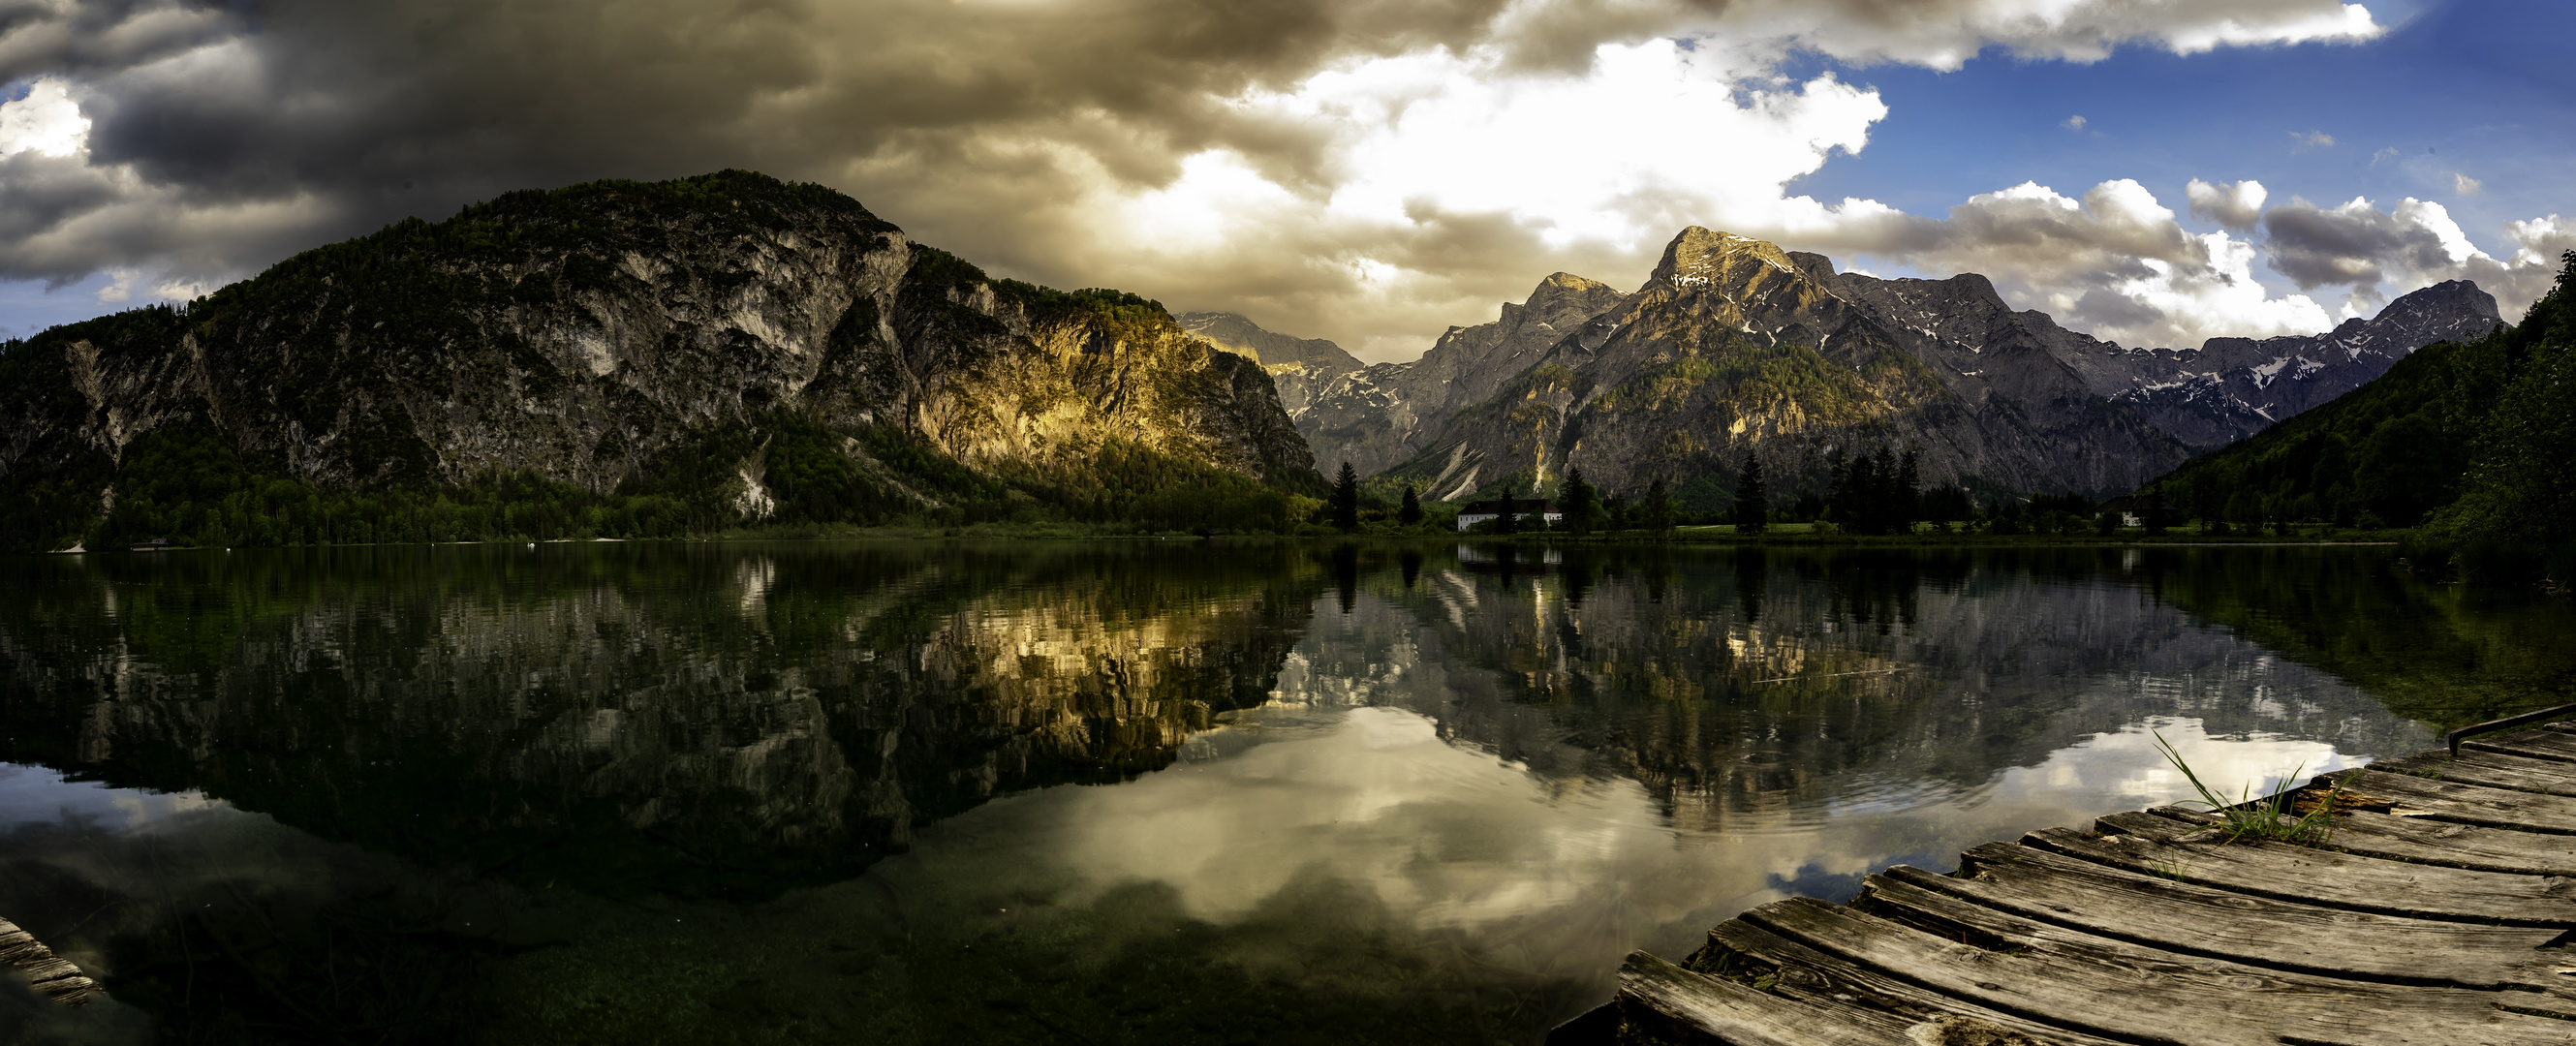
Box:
[1909,846,2566,988]
[1747,895,2576,1046]
[1615,950,1918,1046]
[1705,917,2131,1046]
[0,915,96,1006]
[2048,815,2576,926]
[2373,750,2576,796]
[2144,804,2576,877]
[2319,768,2576,834]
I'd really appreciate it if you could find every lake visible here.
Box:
[2,540,2568,1044]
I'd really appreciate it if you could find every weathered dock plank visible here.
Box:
[1745,895,2566,1046]
[0,916,96,1006]
[2319,768,2576,833]
[1703,918,2138,1046]
[2140,804,2576,877]
[2372,749,2576,795]
[1588,723,2576,1046]
[1889,849,2566,988]
[2465,728,2576,764]
[1616,951,1917,1046]
[2044,816,2576,925]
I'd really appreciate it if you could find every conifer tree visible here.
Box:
[1332,462,1361,532]
[1562,468,1598,535]
[1399,485,1423,526]
[1733,453,1766,535]
[1895,447,1921,534]
[1644,478,1674,535]
[1497,481,1518,535]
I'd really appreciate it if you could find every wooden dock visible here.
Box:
[1574,721,2576,1046]
[0,915,95,1006]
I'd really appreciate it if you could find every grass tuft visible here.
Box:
[2151,729,2347,846]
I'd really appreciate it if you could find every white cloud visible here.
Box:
[2185,178,2267,231]
[2454,172,2484,197]
[2064,114,2087,131]
[2288,130,2335,152]
[95,266,132,302]
[0,78,89,158]
[2261,195,2571,322]
[1857,178,2331,347]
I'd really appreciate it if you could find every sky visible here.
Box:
[0,0,2567,362]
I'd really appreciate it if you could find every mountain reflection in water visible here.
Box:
[1,540,2536,1045]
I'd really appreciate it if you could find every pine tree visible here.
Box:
[1497,480,1518,535]
[1894,447,1920,534]
[1331,462,1361,532]
[1644,478,1674,535]
[1562,468,1598,535]
[1398,485,1423,526]
[1732,453,1766,535]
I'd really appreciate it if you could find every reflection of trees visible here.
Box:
[0,543,1319,899]
[2141,545,2576,728]
[1337,545,2434,834]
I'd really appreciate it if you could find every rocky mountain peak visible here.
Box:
[1648,227,1801,293]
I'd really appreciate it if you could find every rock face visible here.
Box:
[0,171,1318,547]
[1194,273,1630,477]
[1176,311,1368,423]
[1373,229,2188,501]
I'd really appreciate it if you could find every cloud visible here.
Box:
[2288,130,2336,152]
[2454,172,2484,197]
[0,0,2409,358]
[2185,178,2267,231]
[2260,195,2571,321]
[1815,178,2332,349]
[2063,114,2087,131]
[0,78,86,158]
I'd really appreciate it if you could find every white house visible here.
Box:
[1456,498,1561,531]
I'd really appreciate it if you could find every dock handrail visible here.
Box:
[2444,701,2576,755]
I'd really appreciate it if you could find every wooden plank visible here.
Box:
[0,916,94,1006]
[1707,916,2136,1046]
[1745,895,2576,1046]
[2466,727,2576,764]
[2318,768,2576,834]
[1908,845,2566,988]
[2372,750,2576,797]
[1614,950,1917,1046]
[1859,870,2576,1022]
[2141,804,2576,877]
[2030,817,2576,926]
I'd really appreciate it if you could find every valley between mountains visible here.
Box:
[0,171,2506,550]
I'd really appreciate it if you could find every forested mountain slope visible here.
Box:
[2142,254,2576,542]
[0,171,1321,551]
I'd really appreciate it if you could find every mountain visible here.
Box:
[1363,228,2188,504]
[1175,311,1368,422]
[0,171,1320,551]
[2052,281,2501,450]
[2141,255,2576,541]
[1194,273,1630,477]
[1226,231,2501,505]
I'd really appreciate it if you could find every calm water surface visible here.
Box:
[1,540,2567,1044]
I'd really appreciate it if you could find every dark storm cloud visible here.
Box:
[0,0,1567,282]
